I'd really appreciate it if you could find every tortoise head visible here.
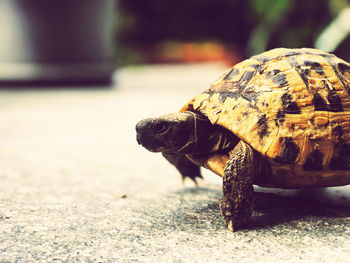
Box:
[136,112,195,153]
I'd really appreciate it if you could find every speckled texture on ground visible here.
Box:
[0,63,349,262]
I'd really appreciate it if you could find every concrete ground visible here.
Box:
[0,63,349,262]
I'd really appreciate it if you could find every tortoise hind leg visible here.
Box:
[220,141,255,231]
[162,153,203,184]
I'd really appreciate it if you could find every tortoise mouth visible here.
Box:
[136,134,142,145]
[136,119,166,152]
[136,134,165,152]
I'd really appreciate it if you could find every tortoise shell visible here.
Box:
[181,48,350,188]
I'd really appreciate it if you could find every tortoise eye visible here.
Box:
[153,122,168,134]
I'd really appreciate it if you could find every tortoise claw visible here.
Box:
[182,172,203,186]
[227,220,235,232]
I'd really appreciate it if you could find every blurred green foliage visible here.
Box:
[114,0,350,65]
[247,0,294,54]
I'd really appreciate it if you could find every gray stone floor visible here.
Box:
[0,63,349,262]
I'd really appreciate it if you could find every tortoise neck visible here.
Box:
[177,112,238,154]
[176,111,198,153]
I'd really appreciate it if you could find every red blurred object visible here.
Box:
[133,41,242,66]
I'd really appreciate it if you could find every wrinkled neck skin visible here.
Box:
[177,112,239,155]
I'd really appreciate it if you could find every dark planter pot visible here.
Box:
[0,0,116,85]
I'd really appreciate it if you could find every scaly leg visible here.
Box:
[220,141,255,231]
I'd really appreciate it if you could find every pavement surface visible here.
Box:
[0,63,349,262]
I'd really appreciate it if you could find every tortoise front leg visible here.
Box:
[220,141,255,232]
[162,153,203,184]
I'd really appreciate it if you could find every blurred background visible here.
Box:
[115,0,350,67]
[0,0,350,84]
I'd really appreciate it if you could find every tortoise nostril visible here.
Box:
[135,122,143,134]
[135,119,151,134]
[136,120,147,145]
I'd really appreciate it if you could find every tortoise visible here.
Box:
[135,48,350,231]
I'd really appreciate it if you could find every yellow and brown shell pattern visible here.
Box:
[181,48,350,184]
